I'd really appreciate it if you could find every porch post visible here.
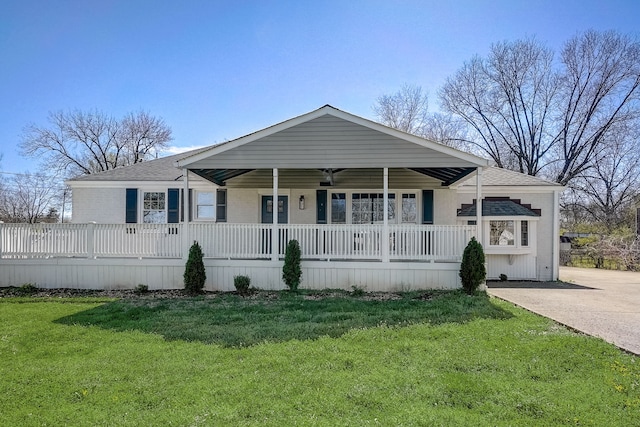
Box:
[382,167,389,262]
[552,189,560,280]
[182,168,190,260]
[272,168,278,261]
[476,167,483,246]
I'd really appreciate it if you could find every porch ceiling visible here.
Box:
[409,167,477,186]
[190,167,477,186]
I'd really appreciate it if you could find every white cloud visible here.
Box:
[161,145,207,155]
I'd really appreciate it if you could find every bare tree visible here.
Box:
[439,31,640,186]
[439,38,558,175]
[553,30,640,185]
[0,173,61,223]
[566,121,640,231]
[421,112,470,150]
[20,109,172,177]
[373,84,430,135]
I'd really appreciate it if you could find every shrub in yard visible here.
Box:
[459,237,486,294]
[351,285,365,297]
[184,241,206,295]
[234,275,251,296]
[282,239,302,291]
[134,284,149,295]
[499,273,508,282]
[17,283,38,296]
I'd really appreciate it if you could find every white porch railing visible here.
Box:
[0,223,475,262]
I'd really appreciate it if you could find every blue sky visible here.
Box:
[1,0,638,174]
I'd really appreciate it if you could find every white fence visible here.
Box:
[0,223,475,262]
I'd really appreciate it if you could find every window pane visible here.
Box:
[490,220,515,246]
[142,192,166,223]
[331,193,346,223]
[521,221,529,246]
[402,194,417,223]
[143,210,165,224]
[198,206,215,218]
[197,192,214,205]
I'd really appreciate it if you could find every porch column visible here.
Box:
[476,167,483,246]
[272,168,278,261]
[382,167,389,262]
[182,168,190,260]
[552,190,560,280]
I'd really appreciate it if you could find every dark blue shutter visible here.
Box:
[316,190,327,224]
[167,188,179,223]
[125,188,138,223]
[422,190,434,224]
[216,189,227,222]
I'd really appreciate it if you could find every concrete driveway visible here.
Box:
[488,266,640,355]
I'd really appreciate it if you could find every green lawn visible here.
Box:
[1,290,638,426]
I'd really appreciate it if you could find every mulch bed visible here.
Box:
[0,286,437,301]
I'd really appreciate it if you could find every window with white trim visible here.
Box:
[487,219,532,249]
[352,193,395,224]
[196,191,215,220]
[401,193,417,223]
[143,192,166,223]
[331,193,346,224]
[521,220,529,246]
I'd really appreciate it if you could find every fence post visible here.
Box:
[87,222,95,259]
[0,221,3,258]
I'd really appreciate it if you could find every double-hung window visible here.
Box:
[196,191,215,220]
[143,192,166,223]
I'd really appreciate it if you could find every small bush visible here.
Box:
[134,284,149,295]
[351,285,365,297]
[184,241,206,295]
[499,273,508,282]
[17,283,38,296]
[234,275,251,296]
[459,237,486,294]
[282,239,302,291]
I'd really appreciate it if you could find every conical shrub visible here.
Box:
[459,237,486,294]
[184,241,206,295]
[282,239,302,291]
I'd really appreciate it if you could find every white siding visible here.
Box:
[0,258,462,291]
[434,189,458,225]
[188,115,478,169]
[72,187,125,224]
[486,254,537,280]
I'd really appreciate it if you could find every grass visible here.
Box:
[1,290,638,426]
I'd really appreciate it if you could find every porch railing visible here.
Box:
[0,223,475,262]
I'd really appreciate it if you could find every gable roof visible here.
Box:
[176,105,489,170]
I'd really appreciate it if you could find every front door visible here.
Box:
[261,196,288,224]
[261,196,288,256]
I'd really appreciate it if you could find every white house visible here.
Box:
[0,105,563,290]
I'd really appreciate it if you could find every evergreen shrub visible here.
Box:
[184,241,206,295]
[459,237,486,294]
[282,239,302,291]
